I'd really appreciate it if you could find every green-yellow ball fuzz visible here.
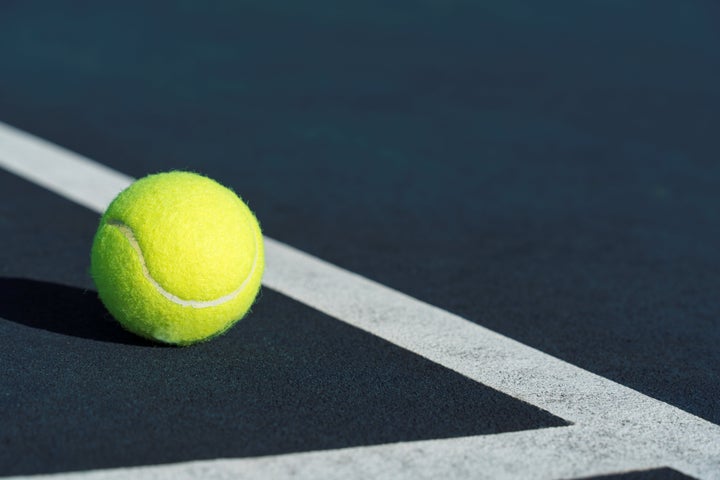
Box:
[90,171,264,345]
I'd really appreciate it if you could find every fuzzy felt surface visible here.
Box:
[90,171,264,345]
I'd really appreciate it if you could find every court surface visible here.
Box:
[1,1,719,479]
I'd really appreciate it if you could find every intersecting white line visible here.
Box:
[1,121,719,480]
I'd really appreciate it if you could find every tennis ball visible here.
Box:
[90,171,264,345]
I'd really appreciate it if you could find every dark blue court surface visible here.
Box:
[0,1,719,478]
[0,171,567,475]
[578,468,698,479]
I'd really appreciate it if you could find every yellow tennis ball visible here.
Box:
[90,171,264,345]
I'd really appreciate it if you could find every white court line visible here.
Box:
[0,427,678,480]
[1,120,719,480]
[0,124,133,212]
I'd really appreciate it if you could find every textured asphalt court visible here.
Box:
[1,1,720,479]
[0,122,718,480]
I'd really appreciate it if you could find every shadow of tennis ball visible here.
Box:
[0,277,153,345]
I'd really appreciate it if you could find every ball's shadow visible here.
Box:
[0,277,154,346]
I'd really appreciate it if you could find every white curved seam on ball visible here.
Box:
[107,219,260,309]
